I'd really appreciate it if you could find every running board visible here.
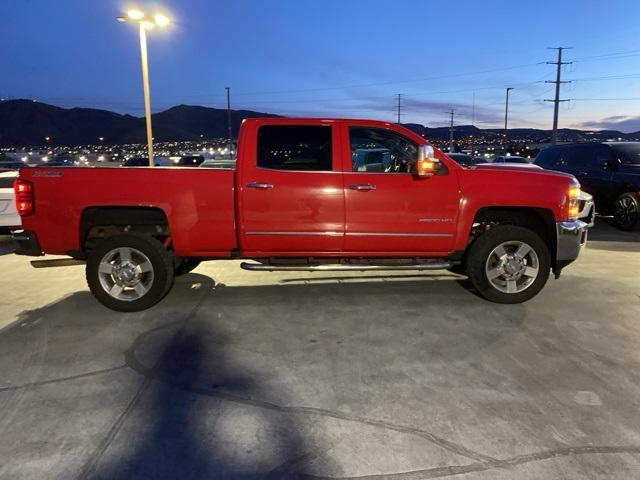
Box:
[31,259,86,268]
[240,261,452,272]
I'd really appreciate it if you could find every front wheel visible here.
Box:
[86,233,175,312]
[614,193,640,231]
[467,226,550,304]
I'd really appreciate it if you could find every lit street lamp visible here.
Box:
[117,9,171,167]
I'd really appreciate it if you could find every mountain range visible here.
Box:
[0,99,638,147]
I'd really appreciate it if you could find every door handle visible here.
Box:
[348,183,376,191]
[246,182,274,189]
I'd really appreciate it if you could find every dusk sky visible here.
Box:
[2,0,640,131]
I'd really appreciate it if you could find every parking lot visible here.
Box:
[0,220,639,479]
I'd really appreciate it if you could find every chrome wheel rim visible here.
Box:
[485,241,539,294]
[98,247,154,301]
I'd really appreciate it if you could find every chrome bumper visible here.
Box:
[554,220,589,276]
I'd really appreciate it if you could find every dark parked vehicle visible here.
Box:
[41,158,74,167]
[446,153,480,167]
[176,155,205,167]
[492,156,531,164]
[535,142,640,230]
[122,157,163,167]
[0,161,26,170]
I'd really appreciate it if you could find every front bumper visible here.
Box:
[12,230,44,256]
[554,220,589,276]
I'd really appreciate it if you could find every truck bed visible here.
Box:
[19,167,237,257]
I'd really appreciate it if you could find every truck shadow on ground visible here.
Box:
[77,274,338,479]
[86,273,529,479]
[91,329,320,480]
[2,273,548,480]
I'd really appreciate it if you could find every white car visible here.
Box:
[0,171,20,233]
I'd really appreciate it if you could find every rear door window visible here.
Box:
[257,125,332,171]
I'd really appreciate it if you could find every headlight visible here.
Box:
[567,183,581,220]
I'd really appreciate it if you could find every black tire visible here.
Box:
[447,264,467,276]
[467,225,550,304]
[613,193,640,231]
[175,258,201,276]
[86,233,174,312]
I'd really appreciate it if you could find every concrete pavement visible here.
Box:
[0,220,639,479]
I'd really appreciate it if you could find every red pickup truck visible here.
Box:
[13,118,590,311]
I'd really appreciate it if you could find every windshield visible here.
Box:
[610,144,640,165]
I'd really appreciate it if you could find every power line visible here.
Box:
[572,97,640,101]
[545,47,572,145]
[572,48,640,62]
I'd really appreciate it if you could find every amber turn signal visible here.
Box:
[416,159,439,177]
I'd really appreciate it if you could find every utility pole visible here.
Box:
[447,109,455,152]
[504,87,514,151]
[470,92,475,156]
[396,94,401,124]
[226,87,233,158]
[545,47,572,145]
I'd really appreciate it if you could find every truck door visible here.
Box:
[237,122,345,254]
[341,126,459,254]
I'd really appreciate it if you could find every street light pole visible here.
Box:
[226,87,233,157]
[504,87,514,151]
[117,10,171,167]
[138,24,154,166]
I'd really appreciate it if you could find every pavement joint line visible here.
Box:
[123,359,497,464]
[0,365,128,393]
[296,445,640,480]
[75,288,210,480]
[117,291,497,464]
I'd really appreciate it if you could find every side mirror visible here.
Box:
[413,145,441,178]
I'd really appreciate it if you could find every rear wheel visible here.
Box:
[614,193,640,231]
[467,225,550,304]
[86,233,174,312]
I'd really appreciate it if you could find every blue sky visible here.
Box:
[2,0,640,131]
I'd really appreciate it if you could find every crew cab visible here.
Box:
[12,118,590,311]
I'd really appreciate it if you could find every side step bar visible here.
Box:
[31,259,86,268]
[240,261,452,272]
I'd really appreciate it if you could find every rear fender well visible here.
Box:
[80,206,170,252]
